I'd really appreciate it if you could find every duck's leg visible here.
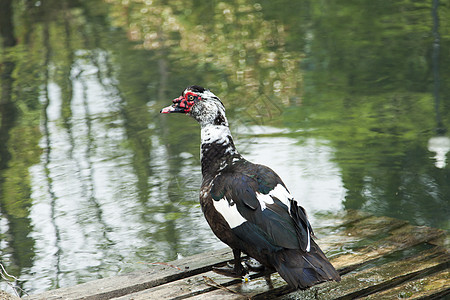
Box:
[212,249,247,277]
[232,249,246,275]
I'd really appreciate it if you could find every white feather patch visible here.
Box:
[201,125,230,144]
[200,125,237,160]
[256,184,293,211]
[306,226,311,252]
[213,197,247,228]
[255,193,274,210]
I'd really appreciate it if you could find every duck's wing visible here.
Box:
[210,163,313,252]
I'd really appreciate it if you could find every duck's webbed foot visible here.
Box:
[243,257,266,272]
[212,262,246,277]
[212,249,247,277]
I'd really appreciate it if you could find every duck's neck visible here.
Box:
[200,124,241,179]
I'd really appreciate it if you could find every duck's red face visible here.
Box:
[160,91,201,114]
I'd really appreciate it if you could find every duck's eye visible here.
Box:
[188,95,195,101]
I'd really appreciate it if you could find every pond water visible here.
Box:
[1,0,449,296]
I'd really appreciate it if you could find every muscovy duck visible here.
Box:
[160,85,341,289]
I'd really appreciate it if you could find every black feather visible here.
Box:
[185,85,206,93]
[273,240,341,289]
[290,200,314,252]
[231,222,282,253]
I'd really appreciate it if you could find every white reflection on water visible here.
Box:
[21,60,345,294]
[428,135,450,168]
[28,65,140,290]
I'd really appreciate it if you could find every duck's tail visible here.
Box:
[272,240,341,290]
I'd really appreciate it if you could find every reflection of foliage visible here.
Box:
[305,1,444,94]
[0,124,40,271]
[106,0,302,123]
[0,0,42,288]
[281,1,450,230]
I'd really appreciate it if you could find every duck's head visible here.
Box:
[160,85,228,126]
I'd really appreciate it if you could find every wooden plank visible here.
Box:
[24,211,368,300]
[180,228,447,299]
[114,214,421,299]
[361,269,450,300]
[0,291,21,300]
[331,223,445,273]
[26,249,235,300]
[279,247,449,300]
[117,238,448,299]
[187,271,291,300]
[191,246,449,300]
[25,211,448,300]
[312,212,445,273]
[112,271,243,300]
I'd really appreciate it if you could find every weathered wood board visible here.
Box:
[24,210,449,300]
